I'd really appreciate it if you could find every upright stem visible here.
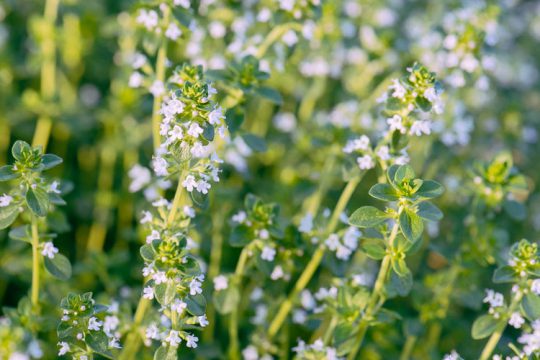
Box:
[151,7,170,151]
[346,221,400,360]
[228,248,250,360]
[32,0,60,150]
[267,174,363,339]
[399,335,417,360]
[119,166,188,360]
[479,291,523,360]
[30,215,41,311]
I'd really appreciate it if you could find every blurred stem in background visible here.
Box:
[151,6,170,151]
[30,215,41,312]
[32,0,59,151]
[267,173,363,339]
[228,247,250,360]
[0,118,9,163]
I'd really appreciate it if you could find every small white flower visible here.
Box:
[41,242,59,259]
[171,299,187,315]
[242,345,259,360]
[208,107,225,125]
[165,22,182,40]
[108,337,121,349]
[409,120,431,136]
[389,79,406,98]
[187,122,204,138]
[261,246,276,262]
[232,211,247,224]
[531,279,540,295]
[174,0,190,9]
[167,125,184,142]
[129,164,151,192]
[0,194,13,207]
[58,341,70,356]
[49,181,61,194]
[196,180,211,194]
[145,324,160,340]
[509,312,525,329]
[150,80,165,97]
[129,72,144,88]
[103,315,119,336]
[423,87,438,103]
[299,213,313,233]
[387,115,406,134]
[443,350,461,360]
[324,234,340,251]
[182,175,197,192]
[271,265,284,280]
[136,9,158,30]
[165,330,182,347]
[198,315,209,327]
[152,156,168,177]
[88,317,103,331]
[183,206,196,218]
[213,275,228,291]
[186,333,198,348]
[343,135,370,153]
[483,289,504,308]
[376,145,391,161]
[140,211,153,224]
[143,286,154,300]
[189,279,203,295]
[356,154,375,170]
[153,271,168,285]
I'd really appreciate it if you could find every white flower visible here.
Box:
[209,21,226,38]
[136,9,158,30]
[232,211,247,224]
[336,245,352,260]
[191,142,207,158]
[27,340,43,358]
[509,312,525,329]
[443,350,461,360]
[182,175,197,192]
[423,87,438,103]
[58,342,70,356]
[171,299,187,315]
[261,246,276,261]
[198,315,209,327]
[387,115,406,134]
[140,211,153,224]
[324,234,340,251]
[208,107,225,125]
[174,0,190,8]
[41,242,59,259]
[271,265,284,280]
[165,330,182,347]
[343,227,361,249]
[389,78,406,98]
[532,279,540,295]
[343,135,370,153]
[103,315,119,336]
[187,122,204,138]
[49,181,61,194]
[109,337,121,349]
[167,125,184,143]
[356,154,375,170]
[409,120,431,136]
[189,279,203,295]
[242,345,259,360]
[150,80,165,97]
[128,164,151,192]
[186,333,198,348]
[165,23,182,40]
[143,286,154,300]
[213,275,228,291]
[183,206,196,218]
[196,179,211,194]
[88,317,103,331]
[152,156,168,177]
[0,194,13,207]
[145,324,160,340]
[299,213,313,233]
[483,289,504,308]
[376,145,391,161]
[146,230,160,244]
[258,229,269,240]
[129,72,143,88]
[153,271,168,285]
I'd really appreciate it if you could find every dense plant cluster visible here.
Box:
[0,0,539,359]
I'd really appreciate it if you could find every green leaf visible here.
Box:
[26,187,50,217]
[225,107,244,134]
[154,282,176,306]
[415,96,432,112]
[386,270,413,297]
[471,315,503,340]
[87,331,114,359]
[368,183,399,202]
[186,293,206,316]
[44,254,72,280]
[361,239,386,260]
[522,293,540,321]
[41,154,63,170]
[229,225,251,247]
[205,69,231,81]
[492,266,517,284]
[255,86,283,105]
[416,201,443,221]
[349,206,388,228]
[8,225,32,243]
[416,180,444,199]
[0,203,20,229]
[241,133,267,153]
[399,209,424,242]
[154,346,178,360]
[214,286,240,315]
[12,140,30,161]
[0,165,19,181]
[140,244,156,262]
[503,200,526,221]
[392,258,410,277]
[394,165,415,184]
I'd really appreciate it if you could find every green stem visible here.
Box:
[151,7,170,151]
[30,215,41,311]
[267,174,363,339]
[479,291,523,360]
[346,221,400,360]
[399,335,417,360]
[255,23,302,59]
[229,248,250,360]
[32,0,60,151]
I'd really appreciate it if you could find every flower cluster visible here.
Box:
[57,293,120,359]
[292,339,341,360]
